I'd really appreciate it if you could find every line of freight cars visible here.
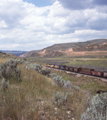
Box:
[46,64,107,78]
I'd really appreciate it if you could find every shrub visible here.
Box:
[14,67,22,82]
[53,92,68,107]
[0,59,22,81]
[52,75,65,87]
[29,63,42,73]
[28,63,51,76]
[64,80,72,89]
[81,93,107,120]
[41,68,51,76]
[0,71,3,79]
[0,78,9,91]
[34,63,42,73]
[50,73,80,91]
[50,73,58,78]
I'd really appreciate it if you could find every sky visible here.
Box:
[0,0,107,51]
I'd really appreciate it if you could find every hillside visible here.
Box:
[0,51,18,64]
[0,51,17,58]
[0,50,28,56]
[20,39,107,58]
[1,59,107,119]
[43,39,107,52]
[20,50,40,57]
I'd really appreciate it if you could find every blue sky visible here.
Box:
[23,0,53,7]
[0,0,107,51]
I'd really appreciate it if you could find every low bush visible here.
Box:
[64,80,72,89]
[81,93,107,120]
[27,63,51,76]
[0,78,9,91]
[53,92,68,107]
[50,73,80,90]
[29,63,42,73]
[0,59,22,81]
[50,73,57,78]
[41,68,51,76]
[52,75,65,87]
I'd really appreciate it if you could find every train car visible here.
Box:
[46,64,48,67]
[59,65,66,70]
[49,64,55,68]
[54,65,59,69]
[69,67,74,72]
[79,68,94,75]
[91,71,103,77]
[103,72,107,78]
[73,67,81,73]
[46,64,107,79]
[46,64,50,67]
[65,66,69,71]
[46,64,51,67]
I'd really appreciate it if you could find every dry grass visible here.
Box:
[51,69,107,94]
[0,58,9,64]
[1,57,107,120]
[0,62,89,120]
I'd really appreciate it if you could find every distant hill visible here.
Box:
[44,50,65,57]
[20,39,107,58]
[0,51,17,58]
[43,39,107,52]
[20,50,40,57]
[73,39,107,51]
[0,50,28,56]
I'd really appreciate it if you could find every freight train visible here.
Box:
[46,64,107,78]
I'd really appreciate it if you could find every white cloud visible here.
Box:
[0,21,7,28]
[0,0,107,50]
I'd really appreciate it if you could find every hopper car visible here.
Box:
[46,64,107,78]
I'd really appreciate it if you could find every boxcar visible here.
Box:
[69,67,74,72]
[65,66,69,71]
[91,71,103,77]
[73,67,81,73]
[50,64,55,68]
[59,65,66,70]
[46,64,48,67]
[46,64,51,67]
[54,65,59,69]
[79,68,94,75]
[103,72,107,78]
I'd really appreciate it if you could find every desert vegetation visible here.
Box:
[0,57,107,120]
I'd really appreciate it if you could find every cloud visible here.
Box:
[0,0,26,29]
[0,0,107,51]
[93,0,107,5]
[57,0,107,10]
[57,0,93,10]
